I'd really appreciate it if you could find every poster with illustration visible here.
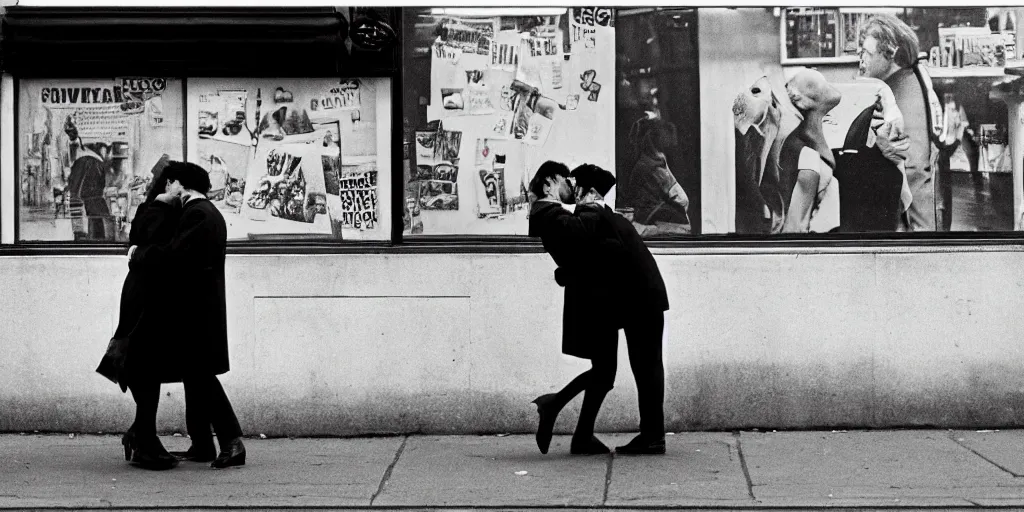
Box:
[415,9,615,235]
[187,78,391,240]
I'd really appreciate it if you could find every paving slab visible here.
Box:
[952,429,1024,477]
[739,430,1016,506]
[604,432,753,507]
[0,434,400,508]
[373,435,607,507]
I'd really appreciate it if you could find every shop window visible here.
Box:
[187,78,392,241]
[715,7,1016,236]
[17,78,185,242]
[401,7,617,236]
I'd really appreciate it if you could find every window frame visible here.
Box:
[2,6,1024,254]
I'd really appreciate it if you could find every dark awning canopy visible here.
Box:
[0,7,400,77]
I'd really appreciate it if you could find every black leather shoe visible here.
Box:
[169,446,217,462]
[129,436,178,470]
[211,437,246,469]
[615,435,666,455]
[570,435,610,455]
[532,393,559,455]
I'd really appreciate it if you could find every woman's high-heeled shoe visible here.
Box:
[121,430,135,462]
[532,393,560,455]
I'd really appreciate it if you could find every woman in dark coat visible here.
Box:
[106,158,182,470]
[527,161,622,456]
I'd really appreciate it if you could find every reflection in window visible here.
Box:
[615,8,700,237]
[18,78,184,242]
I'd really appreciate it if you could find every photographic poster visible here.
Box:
[18,78,184,242]
[197,142,251,212]
[418,177,460,211]
[197,90,252,146]
[314,120,343,200]
[436,18,495,56]
[417,9,614,234]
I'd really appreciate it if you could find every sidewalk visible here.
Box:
[2,430,1024,510]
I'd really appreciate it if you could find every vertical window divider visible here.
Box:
[182,76,189,167]
[391,8,406,246]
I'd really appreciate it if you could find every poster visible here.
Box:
[188,78,390,240]
[412,124,462,211]
[474,138,510,217]
[17,78,184,242]
[338,169,379,229]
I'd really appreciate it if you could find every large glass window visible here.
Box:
[402,8,617,236]
[17,78,184,242]
[187,78,392,241]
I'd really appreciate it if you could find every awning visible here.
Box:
[0,7,400,77]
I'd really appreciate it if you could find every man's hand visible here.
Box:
[873,122,910,166]
[127,245,138,262]
[874,87,905,139]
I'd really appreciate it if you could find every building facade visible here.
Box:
[1,6,1023,435]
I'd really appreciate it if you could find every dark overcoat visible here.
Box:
[133,197,230,378]
[590,204,670,319]
[529,201,622,359]
[111,199,180,385]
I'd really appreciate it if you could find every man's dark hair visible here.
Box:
[571,163,617,197]
[529,160,570,199]
[165,161,212,195]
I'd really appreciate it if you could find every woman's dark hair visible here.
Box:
[144,159,172,203]
[165,161,212,195]
[529,160,570,199]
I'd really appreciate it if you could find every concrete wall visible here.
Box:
[2,247,1023,436]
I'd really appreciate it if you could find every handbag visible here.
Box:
[96,336,130,393]
[97,309,143,393]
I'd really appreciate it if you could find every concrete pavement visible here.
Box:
[2,430,1024,509]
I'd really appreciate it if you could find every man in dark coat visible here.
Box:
[129,161,246,469]
[528,161,622,455]
[569,164,670,455]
